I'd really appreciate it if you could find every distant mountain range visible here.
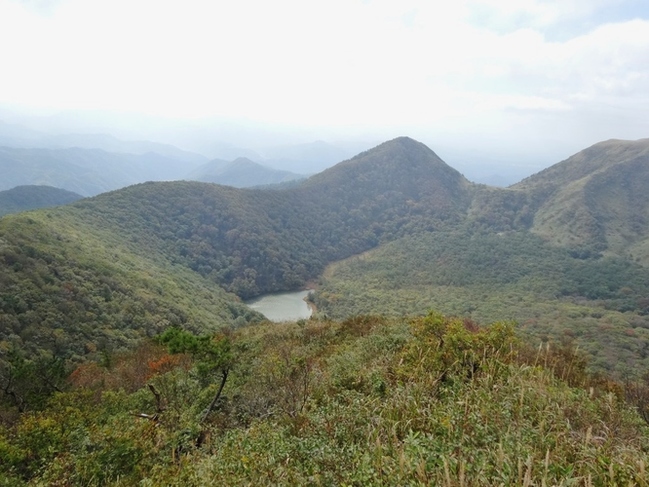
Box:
[259,140,353,173]
[0,146,201,196]
[0,120,354,194]
[0,185,83,216]
[0,145,308,196]
[0,120,207,164]
[189,157,305,187]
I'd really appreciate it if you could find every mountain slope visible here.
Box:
[0,185,83,216]
[301,137,472,234]
[512,139,649,260]
[3,313,649,485]
[0,207,263,362]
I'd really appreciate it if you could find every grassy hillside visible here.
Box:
[512,139,649,262]
[2,313,649,485]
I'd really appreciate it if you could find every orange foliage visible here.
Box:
[147,354,183,379]
[68,341,191,393]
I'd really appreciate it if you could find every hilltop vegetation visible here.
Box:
[2,313,649,485]
[312,230,649,375]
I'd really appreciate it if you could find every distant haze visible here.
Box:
[1,0,648,185]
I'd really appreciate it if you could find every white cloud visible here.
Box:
[0,0,648,154]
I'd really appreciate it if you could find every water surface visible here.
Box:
[245,290,312,322]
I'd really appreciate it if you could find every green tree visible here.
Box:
[157,327,233,423]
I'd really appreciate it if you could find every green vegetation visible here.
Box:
[2,136,649,483]
[0,210,261,380]
[2,314,649,485]
[0,137,473,410]
[2,136,649,389]
[313,230,649,375]
[512,138,649,261]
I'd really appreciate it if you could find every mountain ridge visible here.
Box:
[188,157,305,187]
[511,138,649,256]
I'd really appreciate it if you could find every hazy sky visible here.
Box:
[1,0,648,167]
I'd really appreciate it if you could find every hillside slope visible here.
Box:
[3,314,649,485]
[0,137,468,364]
[512,139,649,260]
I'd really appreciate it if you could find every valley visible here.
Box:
[2,137,648,371]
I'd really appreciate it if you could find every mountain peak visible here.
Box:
[372,136,439,155]
[338,136,461,178]
[300,137,472,222]
[231,157,258,165]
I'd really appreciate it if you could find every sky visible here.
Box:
[1,0,649,177]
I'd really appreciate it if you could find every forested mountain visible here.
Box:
[3,136,649,484]
[0,185,82,216]
[0,138,471,363]
[188,157,305,187]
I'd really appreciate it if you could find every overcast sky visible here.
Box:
[1,0,648,170]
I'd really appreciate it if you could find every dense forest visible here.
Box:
[2,136,649,483]
[312,230,649,374]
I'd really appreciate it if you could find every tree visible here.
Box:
[0,349,67,412]
[157,327,233,424]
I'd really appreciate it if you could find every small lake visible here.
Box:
[245,290,313,322]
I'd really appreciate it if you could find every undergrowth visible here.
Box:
[2,312,649,486]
